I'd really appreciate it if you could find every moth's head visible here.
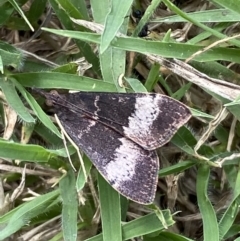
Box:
[33,88,67,107]
[45,90,63,107]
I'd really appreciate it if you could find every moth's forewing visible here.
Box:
[58,92,191,150]
[54,102,159,204]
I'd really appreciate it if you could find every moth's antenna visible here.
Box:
[31,88,49,98]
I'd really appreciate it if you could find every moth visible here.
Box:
[35,90,191,204]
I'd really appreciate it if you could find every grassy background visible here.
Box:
[0,0,240,240]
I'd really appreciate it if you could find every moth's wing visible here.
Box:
[56,105,159,204]
[65,92,192,150]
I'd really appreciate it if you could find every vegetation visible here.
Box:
[0,0,240,240]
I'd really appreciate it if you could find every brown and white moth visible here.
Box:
[35,90,191,204]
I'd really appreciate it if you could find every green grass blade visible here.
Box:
[41,28,240,63]
[100,0,133,53]
[0,139,53,161]
[8,0,34,31]
[49,0,101,76]
[152,9,240,23]
[91,0,128,91]
[0,190,59,240]
[170,126,196,156]
[23,90,61,138]
[196,165,219,241]
[76,155,92,191]
[145,63,160,91]
[158,161,196,177]
[125,78,148,92]
[162,0,240,47]
[13,72,116,91]
[218,165,240,239]
[86,211,174,241]
[122,210,174,240]
[0,77,35,123]
[145,231,195,240]
[98,174,122,241]
[211,0,240,15]
[0,42,24,69]
[60,169,78,241]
